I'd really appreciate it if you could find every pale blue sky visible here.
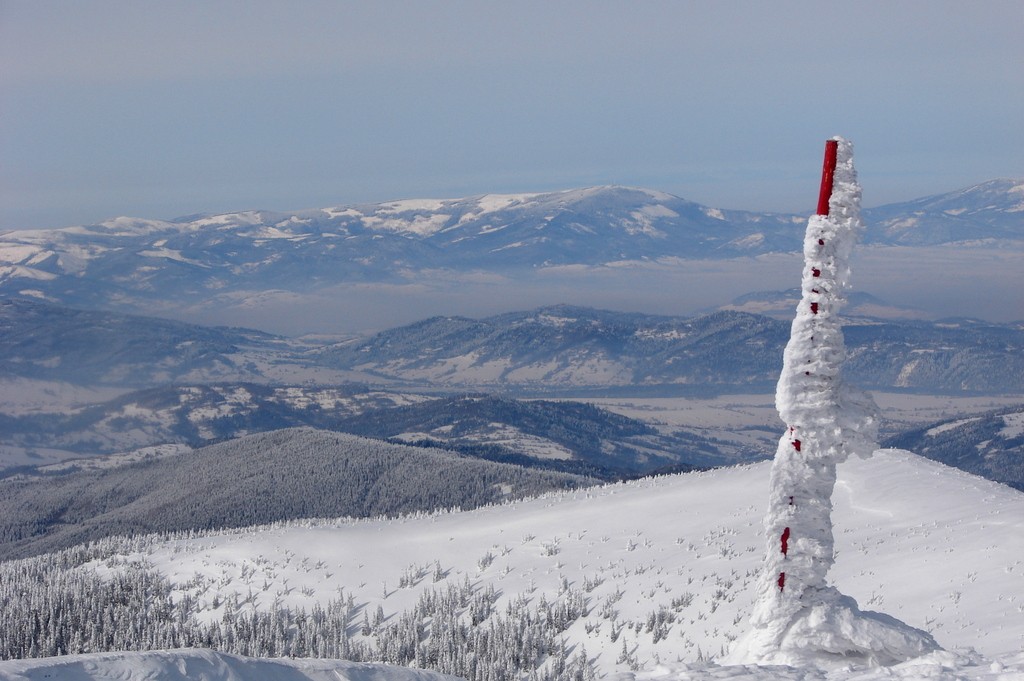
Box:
[1,0,1021,231]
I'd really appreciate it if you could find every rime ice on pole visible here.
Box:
[726,138,939,668]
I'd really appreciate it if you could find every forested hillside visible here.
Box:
[0,428,596,561]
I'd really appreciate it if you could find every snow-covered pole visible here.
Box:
[763,137,854,602]
[755,137,867,614]
[727,138,939,666]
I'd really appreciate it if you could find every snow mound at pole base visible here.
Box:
[726,587,939,668]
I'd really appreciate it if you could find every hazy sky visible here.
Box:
[1,1,1021,231]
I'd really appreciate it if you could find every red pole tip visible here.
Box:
[816,140,839,216]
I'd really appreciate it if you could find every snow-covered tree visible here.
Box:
[728,138,939,667]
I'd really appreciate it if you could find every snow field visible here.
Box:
[91,449,1024,677]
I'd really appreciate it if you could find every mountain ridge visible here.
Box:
[316,305,1024,393]
[9,299,1022,398]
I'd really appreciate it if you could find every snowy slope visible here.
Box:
[6,449,1020,679]
[134,452,1024,661]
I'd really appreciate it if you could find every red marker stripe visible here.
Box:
[816,140,839,216]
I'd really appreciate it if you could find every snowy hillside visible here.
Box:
[3,449,1022,678]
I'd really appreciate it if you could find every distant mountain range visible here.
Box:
[317,305,1024,393]
[5,300,1022,398]
[1,180,1020,319]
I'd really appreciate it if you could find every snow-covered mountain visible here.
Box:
[3,175,1023,681]
[862,178,1024,245]
[2,449,1021,679]
[0,187,801,310]
[1,181,1020,323]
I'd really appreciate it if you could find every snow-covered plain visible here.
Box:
[10,448,1020,680]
